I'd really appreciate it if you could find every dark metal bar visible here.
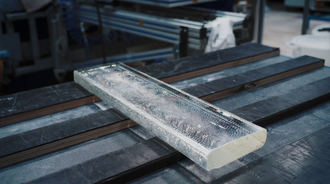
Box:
[302,0,311,35]
[179,27,188,58]
[257,0,265,44]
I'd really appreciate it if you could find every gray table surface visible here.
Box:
[0,55,329,184]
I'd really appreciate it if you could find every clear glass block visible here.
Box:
[74,63,267,171]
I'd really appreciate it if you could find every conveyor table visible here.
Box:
[0,43,329,183]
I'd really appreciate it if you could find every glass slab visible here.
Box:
[74,63,267,171]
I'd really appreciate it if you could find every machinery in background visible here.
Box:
[0,0,54,80]
[0,0,263,82]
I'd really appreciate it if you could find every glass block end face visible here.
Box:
[74,63,267,171]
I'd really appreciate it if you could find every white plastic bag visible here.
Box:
[205,17,236,53]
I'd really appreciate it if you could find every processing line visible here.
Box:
[0,43,330,183]
[75,4,246,51]
[2,1,327,183]
[76,5,206,50]
[118,2,251,43]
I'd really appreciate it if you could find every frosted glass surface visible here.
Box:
[74,63,267,171]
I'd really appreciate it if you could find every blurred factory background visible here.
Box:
[0,0,329,95]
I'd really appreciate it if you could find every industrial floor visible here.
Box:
[263,3,329,57]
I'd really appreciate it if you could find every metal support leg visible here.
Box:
[199,26,207,49]
[29,17,41,60]
[179,27,188,58]
[50,6,69,82]
[257,0,264,44]
[302,0,310,35]
[251,0,259,43]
